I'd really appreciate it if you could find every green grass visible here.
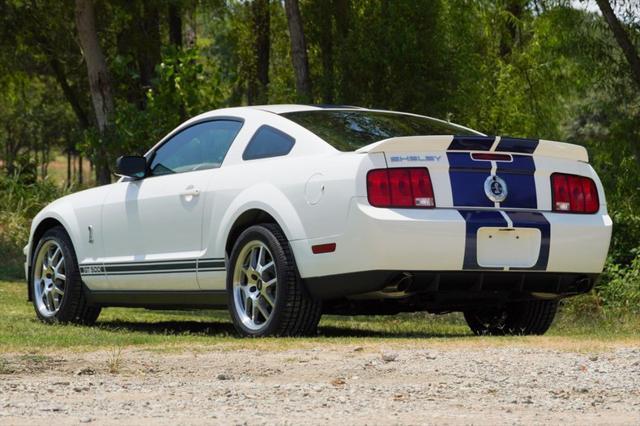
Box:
[0,280,638,353]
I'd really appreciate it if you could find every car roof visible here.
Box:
[248,104,365,114]
[186,104,483,137]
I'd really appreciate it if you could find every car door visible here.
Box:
[100,119,243,291]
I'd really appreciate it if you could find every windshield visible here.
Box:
[281,110,480,151]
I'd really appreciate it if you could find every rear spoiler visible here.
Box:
[356,135,589,163]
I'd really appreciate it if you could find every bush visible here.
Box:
[0,174,64,278]
[598,255,640,315]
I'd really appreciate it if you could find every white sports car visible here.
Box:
[25,105,612,336]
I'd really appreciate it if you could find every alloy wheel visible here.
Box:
[33,240,67,317]
[232,240,278,331]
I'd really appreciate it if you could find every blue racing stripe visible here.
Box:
[460,210,508,270]
[448,152,493,207]
[448,136,495,151]
[459,210,550,271]
[496,137,539,154]
[506,212,550,270]
[497,155,537,209]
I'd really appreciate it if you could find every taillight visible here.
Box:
[551,173,599,213]
[367,168,435,208]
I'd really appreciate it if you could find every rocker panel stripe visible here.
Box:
[80,258,225,276]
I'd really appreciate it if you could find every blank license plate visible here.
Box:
[476,227,541,268]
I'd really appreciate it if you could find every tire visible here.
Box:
[463,300,558,336]
[31,226,101,325]
[226,223,322,337]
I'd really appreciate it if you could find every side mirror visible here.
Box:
[115,155,147,179]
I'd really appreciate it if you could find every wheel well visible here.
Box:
[225,209,280,257]
[28,218,64,301]
[31,218,65,257]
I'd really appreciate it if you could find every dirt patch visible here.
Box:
[0,345,639,424]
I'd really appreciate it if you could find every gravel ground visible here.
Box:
[1,345,639,425]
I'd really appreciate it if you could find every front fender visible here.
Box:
[28,201,83,267]
[27,185,112,268]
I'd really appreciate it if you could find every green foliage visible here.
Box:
[599,254,640,315]
[0,174,65,278]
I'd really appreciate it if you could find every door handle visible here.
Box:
[181,187,200,197]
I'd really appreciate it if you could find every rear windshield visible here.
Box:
[281,110,480,151]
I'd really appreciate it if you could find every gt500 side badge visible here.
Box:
[80,265,105,275]
[484,175,508,202]
[389,155,441,162]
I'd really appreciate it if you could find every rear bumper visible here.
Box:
[304,270,597,301]
[291,198,612,281]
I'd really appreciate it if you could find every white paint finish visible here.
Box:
[290,199,467,278]
[498,211,514,228]
[304,173,325,205]
[196,269,226,290]
[545,212,612,273]
[28,186,112,289]
[358,135,454,153]
[90,272,200,291]
[489,136,501,151]
[535,139,589,162]
[100,170,212,290]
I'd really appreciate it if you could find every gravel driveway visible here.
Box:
[1,345,639,425]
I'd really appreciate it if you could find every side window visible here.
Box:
[149,119,243,176]
[242,125,295,160]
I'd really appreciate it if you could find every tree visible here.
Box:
[169,1,183,48]
[75,0,115,185]
[595,0,640,89]
[499,0,528,59]
[248,0,270,105]
[284,0,312,102]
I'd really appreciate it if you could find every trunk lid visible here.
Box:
[358,135,590,211]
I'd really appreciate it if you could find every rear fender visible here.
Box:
[214,183,306,255]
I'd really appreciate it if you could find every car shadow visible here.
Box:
[318,325,470,339]
[96,320,471,339]
[97,320,236,336]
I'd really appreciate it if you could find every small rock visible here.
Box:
[331,377,346,386]
[76,367,96,376]
[382,353,398,362]
[589,355,599,362]
[79,417,93,423]
[353,347,364,352]
[216,373,232,381]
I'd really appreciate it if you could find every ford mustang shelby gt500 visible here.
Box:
[25,105,612,337]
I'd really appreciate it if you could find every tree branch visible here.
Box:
[595,0,640,88]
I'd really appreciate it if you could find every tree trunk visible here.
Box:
[595,0,640,89]
[169,2,183,48]
[75,0,113,185]
[284,0,312,102]
[137,1,161,94]
[318,0,334,104]
[47,56,91,130]
[333,0,351,102]
[499,0,526,59]
[67,149,72,186]
[250,0,270,105]
[78,152,84,185]
[184,2,197,48]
